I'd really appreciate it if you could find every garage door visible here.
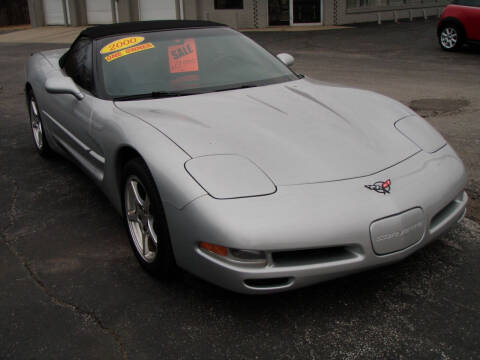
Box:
[86,0,113,24]
[43,0,65,25]
[139,0,176,21]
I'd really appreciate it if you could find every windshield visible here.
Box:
[96,27,299,99]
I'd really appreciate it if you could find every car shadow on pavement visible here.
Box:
[459,44,480,54]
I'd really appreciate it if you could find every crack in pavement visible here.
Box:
[1,175,128,360]
[0,174,18,236]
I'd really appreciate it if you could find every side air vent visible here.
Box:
[244,277,292,288]
[430,191,467,235]
[272,246,357,267]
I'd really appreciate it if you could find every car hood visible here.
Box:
[115,78,420,186]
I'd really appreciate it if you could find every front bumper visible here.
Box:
[166,145,467,294]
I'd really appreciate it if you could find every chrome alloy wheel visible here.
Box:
[125,176,158,263]
[29,98,43,150]
[440,27,458,49]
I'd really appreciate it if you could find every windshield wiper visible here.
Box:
[113,91,189,101]
[214,84,258,93]
[113,85,258,100]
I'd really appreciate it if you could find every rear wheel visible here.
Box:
[28,90,51,156]
[439,24,464,51]
[123,158,176,277]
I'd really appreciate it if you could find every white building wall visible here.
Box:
[42,0,65,25]
[138,0,177,20]
[85,0,113,24]
[32,0,447,29]
[336,0,446,25]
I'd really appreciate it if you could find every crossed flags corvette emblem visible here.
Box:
[365,179,391,195]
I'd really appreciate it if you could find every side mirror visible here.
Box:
[44,76,84,100]
[276,53,295,67]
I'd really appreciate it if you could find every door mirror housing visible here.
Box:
[44,76,84,100]
[276,53,295,67]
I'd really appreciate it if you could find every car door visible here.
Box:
[47,37,106,182]
[466,0,480,40]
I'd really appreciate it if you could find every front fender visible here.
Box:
[96,103,206,214]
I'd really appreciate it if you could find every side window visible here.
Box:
[454,0,480,6]
[63,38,93,92]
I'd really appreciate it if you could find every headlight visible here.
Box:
[185,154,276,199]
[395,115,446,153]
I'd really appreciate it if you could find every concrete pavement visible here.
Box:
[0,26,86,44]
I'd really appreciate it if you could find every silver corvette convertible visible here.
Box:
[26,20,468,294]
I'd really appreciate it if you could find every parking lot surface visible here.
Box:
[1,20,479,359]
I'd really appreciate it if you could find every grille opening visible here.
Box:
[244,277,291,288]
[430,199,460,231]
[272,246,355,267]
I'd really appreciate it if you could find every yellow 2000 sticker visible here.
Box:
[100,36,145,54]
[104,42,155,62]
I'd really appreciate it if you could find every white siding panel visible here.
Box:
[139,0,177,20]
[43,0,65,25]
[86,0,113,24]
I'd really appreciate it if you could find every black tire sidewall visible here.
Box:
[122,158,176,277]
[439,24,464,51]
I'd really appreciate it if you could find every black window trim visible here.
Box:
[92,38,109,100]
[59,36,96,96]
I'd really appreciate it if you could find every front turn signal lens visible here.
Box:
[199,242,228,256]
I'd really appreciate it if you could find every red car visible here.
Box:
[438,0,480,50]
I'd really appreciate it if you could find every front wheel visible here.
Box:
[439,24,464,51]
[122,158,176,277]
[28,91,51,156]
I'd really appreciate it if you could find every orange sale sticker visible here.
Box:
[100,36,145,54]
[168,39,199,74]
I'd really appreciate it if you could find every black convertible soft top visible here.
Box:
[79,20,226,40]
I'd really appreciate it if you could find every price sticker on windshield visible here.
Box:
[168,39,199,74]
[100,36,145,54]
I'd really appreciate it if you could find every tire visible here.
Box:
[27,90,51,156]
[438,23,464,51]
[122,158,176,277]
